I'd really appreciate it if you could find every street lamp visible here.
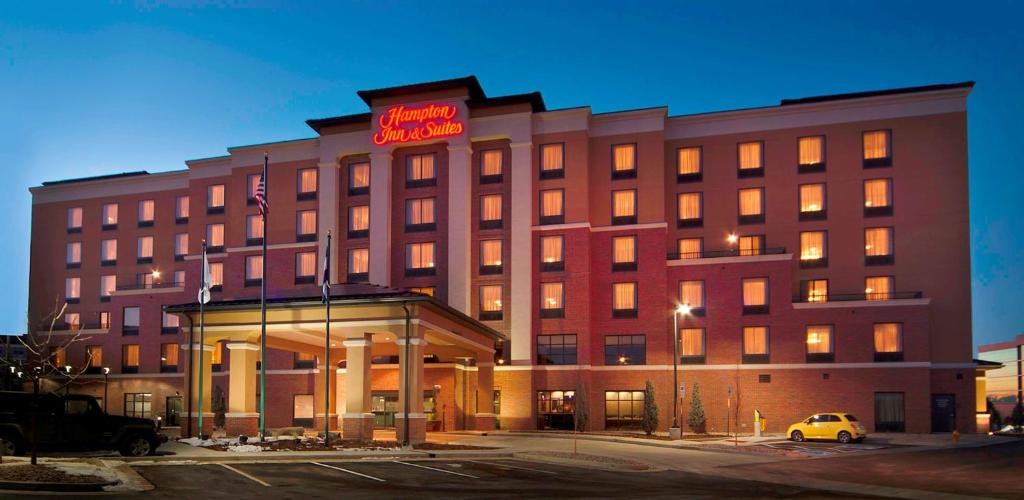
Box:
[670,303,691,439]
[102,367,110,413]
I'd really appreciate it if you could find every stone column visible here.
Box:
[341,335,374,441]
[368,152,392,286]
[224,342,259,436]
[396,336,426,445]
[182,343,214,437]
[317,161,340,283]
[314,362,339,431]
[509,141,533,365]
[447,143,473,314]
[474,361,497,430]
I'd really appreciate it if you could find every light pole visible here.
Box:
[102,367,110,414]
[671,303,691,439]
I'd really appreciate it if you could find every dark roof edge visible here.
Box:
[780,81,975,106]
[467,91,546,112]
[40,171,150,187]
[356,76,485,106]
[305,112,373,133]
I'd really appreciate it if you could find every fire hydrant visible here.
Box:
[952,429,960,446]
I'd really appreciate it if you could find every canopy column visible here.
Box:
[182,343,214,438]
[396,335,426,445]
[474,360,496,431]
[314,361,339,432]
[224,342,260,436]
[341,334,374,440]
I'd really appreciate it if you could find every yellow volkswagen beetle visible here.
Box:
[787,413,867,443]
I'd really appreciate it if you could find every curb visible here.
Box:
[122,450,515,464]
[0,479,119,492]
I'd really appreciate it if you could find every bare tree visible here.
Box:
[1,300,94,465]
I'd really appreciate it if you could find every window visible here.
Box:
[742,326,769,363]
[405,197,436,232]
[540,282,564,318]
[677,238,702,259]
[537,390,575,421]
[123,392,150,417]
[296,210,317,242]
[798,136,825,172]
[612,190,637,225]
[246,215,262,244]
[65,277,80,302]
[138,200,155,227]
[539,189,564,224]
[480,194,503,229]
[348,205,369,238]
[539,143,564,179]
[800,231,827,267]
[680,328,706,363]
[207,184,225,213]
[86,346,102,369]
[100,275,115,299]
[209,262,223,290]
[612,236,637,271]
[738,187,764,224]
[479,285,503,321]
[65,313,80,330]
[349,162,370,195]
[605,335,646,365]
[738,141,764,177]
[405,242,436,276]
[295,251,316,284]
[679,280,705,313]
[537,334,576,365]
[864,178,893,216]
[174,233,188,260]
[66,242,81,267]
[612,282,637,318]
[875,392,905,432]
[67,207,83,233]
[742,277,768,314]
[677,146,702,182]
[102,203,118,229]
[604,390,645,429]
[865,276,893,301]
[293,393,314,426]
[52,345,66,367]
[802,279,828,303]
[480,239,502,274]
[294,352,317,369]
[173,270,185,287]
[874,323,903,361]
[136,272,154,289]
[211,342,223,368]
[863,130,892,167]
[99,311,110,329]
[160,343,178,372]
[612,143,637,179]
[246,174,261,203]
[162,311,179,333]
[136,236,153,263]
[677,192,702,227]
[540,235,564,271]
[406,153,437,187]
[175,195,189,222]
[799,184,826,220]
[348,248,369,281]
[122,345,140,373]
[245,255,263,286]
[865,227,894,265]
[481,149,503,181]
[123,307,140,335]
[100,239,117,265]
[206,223,225,251]
[739,235,764,256]
[297,168,318,200]
[806,325,834,362]
[409,286,434,296]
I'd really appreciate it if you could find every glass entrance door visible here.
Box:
[165,396,182,427]
[371,392,398,428]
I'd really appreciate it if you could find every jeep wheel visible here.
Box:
[0,434,21,456]
[120,434,155,457]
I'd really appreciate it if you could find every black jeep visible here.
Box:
[0,391,165,457]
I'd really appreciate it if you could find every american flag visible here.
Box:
[253,171,268,216]
[321,232,331,304]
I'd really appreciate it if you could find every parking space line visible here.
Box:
[392,460,480,479]
[218,463,271,487]
[311,461,386,482]
[466,460,558,475]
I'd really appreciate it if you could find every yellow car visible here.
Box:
[787,413,867,443]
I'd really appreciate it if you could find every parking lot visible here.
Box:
[752,439,911,457]
[129,458,856,498]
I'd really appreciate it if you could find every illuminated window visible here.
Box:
[677,146,702,181]
[738,141,764,176]
[405,242,436,273]
[540,282,564,318]
[480,239,502,271]
[738,187,764,223]
[612,236,636,271]
[677,192,702,227]
[245,255,263,285]
[67,207,83,231]
[100,275,115,298]
[161,343,178,372]
[405,197,436,229]
[480,194,503,228]
[211,342,223,366]
[102,203,118,227]
[296,210,317,241]
[864,178,893,216]
[162,311,179,330]
[742,277,768,313]
[540,235,564,271]
[612,282,637,317]
[479,285,503,320]
[677,238,702,259]
[295,251,316,283]
[138,200,155,226]
[540,189,564,224]
[347,248,369,280]
[247,174,261,201]
[407,153,436,185]
[612,190,637,224]
[66,242,81,266]
[806,325,834,360]
[679,280,705,310]
[99,312,110,329]
[349,162,370,194]
[348,205,369,236]
[802,279,828,303]
[175,233,188,258]
[121,344,140,372]
[409,286,434,296]
[65,313,80,330]
[297,168,318,197]
[481,149,503,179]
[207,184,225,211]
[739,235,764,257]
[863,130,892,167]
[53,346,66,367]
[136,236,153,261]
[798,136,825,169]
[175,195,190,221]
[173,270,185,287]
[100,239,117,264]
[209,262,223,288]
[612,144,636,178]
[865,227,894,265]
[799,184,826,219]
[873,323,903,361]
[865,276,893,301]
[680,328,705,361]
[742,326,769,359]
[86,346,102,368]
[605,335,646,366]
[799,231,827,267]
[206,223,225,250]
[241,215,260,244]
[540,143,564,178]
[65,277,80,301]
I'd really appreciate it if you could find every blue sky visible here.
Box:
[1,1,1021,348]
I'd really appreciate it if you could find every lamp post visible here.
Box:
[102,367,110,414]
[670,303,691,440]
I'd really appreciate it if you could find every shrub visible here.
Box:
[687,382,706,433]
[641,380,659,436]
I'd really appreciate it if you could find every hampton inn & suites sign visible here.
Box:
[372,103,465,146]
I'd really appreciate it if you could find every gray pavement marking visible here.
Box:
[310,461,386,482]
[392,460,480,479]
[218,463,271,487]
[465,459,558,475]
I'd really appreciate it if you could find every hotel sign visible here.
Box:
[372,103,464,146]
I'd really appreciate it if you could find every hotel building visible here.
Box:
[28,77,977,440]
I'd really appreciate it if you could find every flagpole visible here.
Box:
[197,240,207,438]
[259,152,269,441]
[323,230,331,446]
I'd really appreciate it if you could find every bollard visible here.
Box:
[952,429,960,446]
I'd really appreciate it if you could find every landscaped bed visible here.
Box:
[0,463,118,491]
[177,436,496,452]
